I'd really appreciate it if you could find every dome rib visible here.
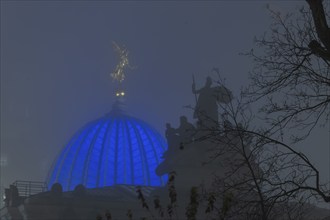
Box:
[120,120,128,184]
[53,125,89,186]
[95,118,113,187]
[84,119,109,188]
[113,119,119,184]
[67,121,101,189]
[62,124,90,189]
[131,120,150,185]
[124,120,134,185]
[105,119,117,186]
[141,122,163,186]
[136,120,160,185]
[126,120,143,185]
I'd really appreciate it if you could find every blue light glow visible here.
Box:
[47,114,168,191]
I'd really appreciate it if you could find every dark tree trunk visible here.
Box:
[306,0,330,60]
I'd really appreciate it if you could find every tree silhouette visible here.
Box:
[245,0,330,142]
[201,1,330,218]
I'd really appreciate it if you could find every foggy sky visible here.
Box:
[1,0,328,207]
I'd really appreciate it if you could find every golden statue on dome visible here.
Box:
[111,41,132,97]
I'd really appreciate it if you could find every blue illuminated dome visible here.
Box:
[47,111,168,191]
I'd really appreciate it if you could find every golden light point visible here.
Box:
[115,91,126,97]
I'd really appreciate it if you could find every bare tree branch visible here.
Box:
[244,1,330,141]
